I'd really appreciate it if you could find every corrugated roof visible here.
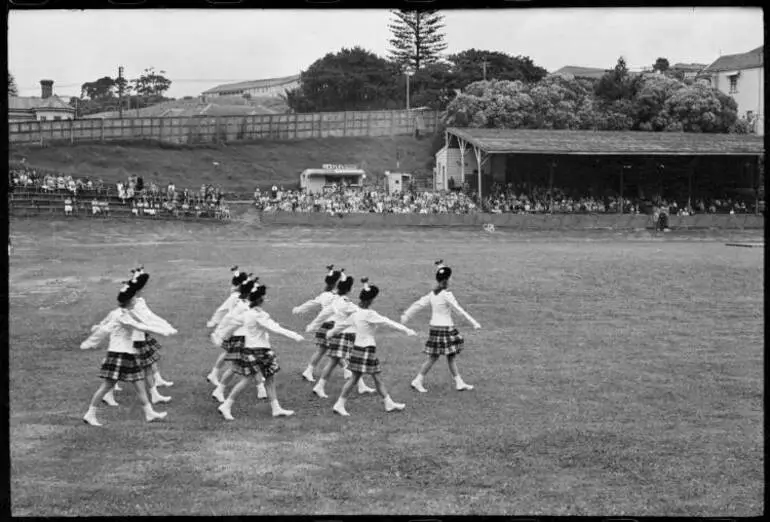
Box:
[446,127,764,156]
[203,75,301,94]
[701,46,763,73]
[8,95,75,111]
[671,63,707,71]
[550,66,608,79]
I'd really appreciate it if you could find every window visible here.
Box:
[54,116,61,121]
[729,74,739,94]
[39,116,47,121]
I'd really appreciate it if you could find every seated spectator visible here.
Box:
[91,198,102,216]
[64,197,74,216]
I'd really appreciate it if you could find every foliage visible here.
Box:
[388,10,447,71]
[594,57,642,103]
[653,57,670,72]
[408,62,456,110]
[447,49,547,88]
[9,72,18,96]
[661,83,738,132]
[81,76,117,100]
[634,75,687,131]
[286,47,402,112]
[132,67,172,97]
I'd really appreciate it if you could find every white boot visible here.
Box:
[455,376,474,391]
[218,400,234,421]
[257,382,268,399]
[342,368,353,380]
[102,390,119,407]
[143,405,167,422]
[301,366,316,382]
[113,383,123,392]
[154,373,174,387]
[357,379,376,395]
[385,396,406,412]
[151,386,172,404]
[82,407,102,427]
[312,380,328,399]
[271,400,294,417]
[206,369,220,386]
[333,400,350,417]
[212,384,226,403]
[411,376,428,393]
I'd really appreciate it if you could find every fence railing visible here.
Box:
[8,109,441,146]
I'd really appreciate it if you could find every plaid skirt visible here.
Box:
[145,333,162,351]
[314,321,335,350]
[326,332,356,360]
[222,335,245,362]
[347,345,382,374]
[424,326,464,356]
[134,339,161,368]
[234,347,280,378]
[99,351,145,382]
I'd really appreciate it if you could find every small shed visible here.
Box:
[299,164,366,194]
[383,171,413,194]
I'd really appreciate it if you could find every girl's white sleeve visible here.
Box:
[371,311,412,335]
[214,310,245,342]
[325,316,353,338]
[119,313,169,336]
[445,292,480,327]
[293,295,321,315]
[306,305,334,332]
[133,300,176,334]
[80,313,113,349]
[256,314,303,341]
[401,294,431,324]
[209,294,238,326]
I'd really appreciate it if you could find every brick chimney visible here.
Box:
[40,79,54,99]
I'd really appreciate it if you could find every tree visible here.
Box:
[81,76,117,100]
[594,56,641,103]
[633,75,686,131]
[387,10,447,71]
[653,57,670,73]
[447,49,547,88]
[661,83,738,132]
[287,47,401,112]
[444,80,537,129]
[132,67,171,97]
[9,72,18,96]
[408,62,456,109]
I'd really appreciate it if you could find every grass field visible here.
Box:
[9,218,764,516]
[10,136,436,193]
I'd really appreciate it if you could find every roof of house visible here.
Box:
[701,46,763,73]
[671,63,707,71]
[445,127,764,156]
[8,95,75,112]
[550,66,608,79]
[202,75,301,94]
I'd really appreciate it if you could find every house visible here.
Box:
[669,62,707,81]
[202,74,301,99]
[8,80,76,122]
[550,66,609,80]
[697,46,764,135]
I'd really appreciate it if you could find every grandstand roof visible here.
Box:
[445,128,765,156]
[202,75,301,95]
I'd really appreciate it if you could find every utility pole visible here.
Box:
[118,66,124,119]
[482,58,489,81]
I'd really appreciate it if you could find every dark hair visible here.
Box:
[359,277,379,302]
[337,276,354,296]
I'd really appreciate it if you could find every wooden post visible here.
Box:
[343,111,348,137]
[70,119,74,144]
[458,137,467,187]
[548,159,555,212]
[318,113,323,138]
[688,158,694,212]
[755,156,761,215]
[390,111,395,137]
[366,112,372,137]
[619,163,624,214]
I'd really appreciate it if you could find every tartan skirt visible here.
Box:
[222,335,245,362]
[326,332,356,360]
[424,326,464,356]
[234,347,280,378]
[314,321,335,350]
[134,339,161,368]
[145,333,162,351]
[347,345,382,374]
[99,351,145,382]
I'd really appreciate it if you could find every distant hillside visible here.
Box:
[83,95,289,119]
[10,136,436,194]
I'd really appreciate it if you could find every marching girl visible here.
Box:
[401,260,481,393]
[128,267,178,405]
[80,281,169,426]
[213,281,305,420]
[327,278,416,417]
[210,274,268,403]
[306,270,376,398]
[292,264,341,382]
[205,266,249,386]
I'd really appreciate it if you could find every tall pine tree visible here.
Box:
[388,10,448,71]
[9,72,18,96]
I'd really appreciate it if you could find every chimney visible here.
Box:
[40,79,54,99]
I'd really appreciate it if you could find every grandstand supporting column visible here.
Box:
[472,145,490,200]
[457,136,468,186]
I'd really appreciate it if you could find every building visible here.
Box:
[8,80,76,121]
[670,63,707,81]
[550,66,609,80]
[697,46,764,135]
[202,74,301,99]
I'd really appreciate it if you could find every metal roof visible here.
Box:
[700,46,763,74]
[446,127,765,156]
[202,75,300,94]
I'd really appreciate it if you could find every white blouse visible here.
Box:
[293,291,337,317]
[401,290,480,328]
[81,308,165,354]
[208,291,240,327]
[306,295,359,334]
[215,307,301,348]
[130,298,177,341]
[327,308,412,347]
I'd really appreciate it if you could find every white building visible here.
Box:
[8,80,76,121]
[697,46,764,135]
[202,75,300,99]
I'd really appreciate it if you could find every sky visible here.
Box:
[8,7,764,100]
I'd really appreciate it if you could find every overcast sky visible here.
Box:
[8,7,763,99]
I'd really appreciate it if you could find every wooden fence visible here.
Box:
[8,109,441,146]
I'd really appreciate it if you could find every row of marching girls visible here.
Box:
[205,267,305,419]
[292,261,480,417]
[80,268,177,427]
